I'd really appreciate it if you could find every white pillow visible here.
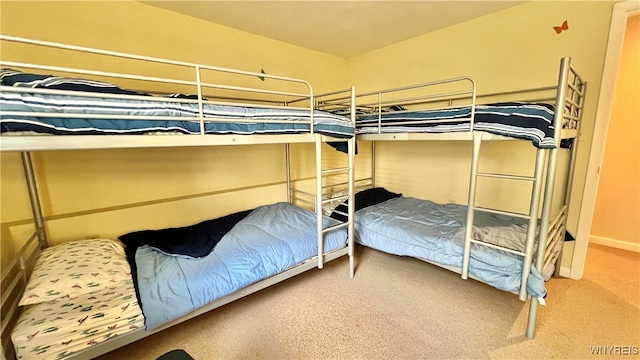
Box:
[19,238,131,306]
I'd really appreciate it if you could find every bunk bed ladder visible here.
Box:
[315,144,356,276]
[461,132,546,302]
[314,114,356,277]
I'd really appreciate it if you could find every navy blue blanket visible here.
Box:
[118,209,254,310]
[330,187,401,222]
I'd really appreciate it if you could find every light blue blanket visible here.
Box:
[354,197,546,297]
[135,202,347,330]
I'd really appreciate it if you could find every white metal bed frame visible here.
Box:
[339,57,586,339]
[0,36,356,360]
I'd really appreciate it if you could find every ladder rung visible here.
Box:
[473,206,531,219]
[323,222,349,233]
[322,181,349,190]
[322,195,349,204]
[322,167,350,174]
[328,208,348,218]
[469,239,526,256]
[476,172,535,181]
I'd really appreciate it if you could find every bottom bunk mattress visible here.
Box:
[120,202,348,330]
[353,195,546,298]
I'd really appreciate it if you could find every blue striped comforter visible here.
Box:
[356,102,557,148]
[0,91,355,138]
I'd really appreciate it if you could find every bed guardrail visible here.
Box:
[353,77,477,134]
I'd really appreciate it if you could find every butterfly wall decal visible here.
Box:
[554,20,569,34]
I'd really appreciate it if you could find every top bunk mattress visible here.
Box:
[356,102,556,148]
[0,69,355,139]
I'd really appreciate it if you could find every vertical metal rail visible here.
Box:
[377,92,383,134]
[348,87,356,278]
[519,148,546,301]
[285,144,292,204]
[20,152,48,248]
[461,132,482,279]
[526,57,574,338]
[468,78,478,132]
[194,65,205,135]
[315,134,324,269]
[371,141,377,187]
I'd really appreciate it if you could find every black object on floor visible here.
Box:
[156,349,195,360]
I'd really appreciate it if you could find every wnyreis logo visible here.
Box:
[589,346,639,356]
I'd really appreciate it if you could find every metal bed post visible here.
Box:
[526,151,558,338]
[371,141,376,187]
[315,134,324,269]
[20,151,48,248]
[285,144,291,204]
[348,87,356,278]
[519,148,546,302]
[461,132,482,279]
[526,57,579,338]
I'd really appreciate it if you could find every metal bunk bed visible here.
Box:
[343,57,586,339]
[0,35,356,360]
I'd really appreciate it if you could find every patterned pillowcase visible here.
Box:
[19,239,132,306]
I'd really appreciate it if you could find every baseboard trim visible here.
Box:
[590,235,640,253]
[558,266,571,278]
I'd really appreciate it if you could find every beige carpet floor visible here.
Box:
[97,243,639,360]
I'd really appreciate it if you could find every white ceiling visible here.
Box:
[140,1,527,59]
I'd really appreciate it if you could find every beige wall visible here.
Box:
[0,1,348,91]
[590,14,640,247]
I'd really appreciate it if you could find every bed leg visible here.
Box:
[462,132,482,280]
[526,297,539,339]
[315,135,324,269]
[285,143,291,204]
[349,255,355,279]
